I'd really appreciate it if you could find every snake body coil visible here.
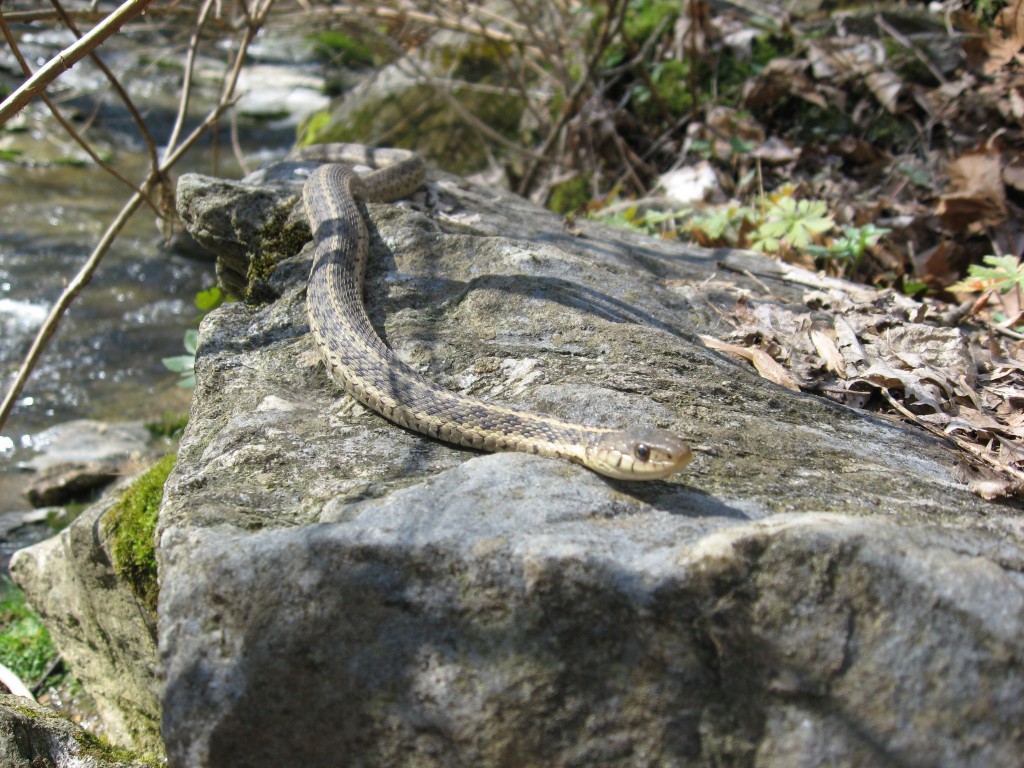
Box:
[300,144,691,480]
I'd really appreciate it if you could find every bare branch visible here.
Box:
[48,0,161,169]
[0,0,153,126]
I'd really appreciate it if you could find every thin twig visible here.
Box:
[0,12,153,205]
[164,0,218,161]
[49,0,160,170]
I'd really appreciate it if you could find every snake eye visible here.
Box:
[635,443,651,462]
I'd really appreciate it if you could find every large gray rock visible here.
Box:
[159,158,1023,767]
[9,488,162,756]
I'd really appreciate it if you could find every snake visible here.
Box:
[296,144,692,480]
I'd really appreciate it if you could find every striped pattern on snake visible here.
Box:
[297,144,691,480]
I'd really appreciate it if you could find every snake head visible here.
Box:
[587,428,692,480]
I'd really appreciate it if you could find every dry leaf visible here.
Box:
[865,70,903,113]
[984,0,1024,74]
[700,336,801,391]
[810,328,847,375]
[699,335,754,361]
[937,151,1008,232]
[752,349,801,391]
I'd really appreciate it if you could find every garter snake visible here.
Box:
[298,144,691,480]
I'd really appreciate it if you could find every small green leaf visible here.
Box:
[968,255,1024,294]
[902,280,927,296]
[183,329,199,355]
[161,355,194,374]
[194,286,225,312]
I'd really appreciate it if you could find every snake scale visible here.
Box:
[296,144,692,480]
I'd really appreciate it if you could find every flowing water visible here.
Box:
[0,152,222,510]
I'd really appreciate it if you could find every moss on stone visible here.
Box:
[73,728,164,767]
[104,454,177,617]
[245,198,310,304]
[144,411,189,440]
[547,174,593,215]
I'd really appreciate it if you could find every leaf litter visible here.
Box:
[692,261,1024,501]
[595,0,1024,502]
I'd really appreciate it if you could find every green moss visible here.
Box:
[623,0,681,43]
[247,201,311,303]
[73,727,163,767]
[297,110,332,147]
[104,454,177,616]
[0,576,58,685]
[311,30,378,68]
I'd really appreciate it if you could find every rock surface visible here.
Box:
[151,156,1024,767]
[0,693,152,767]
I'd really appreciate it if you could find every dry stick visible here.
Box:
[0,0,274,432]
[880,388,1024,487]
[312,4,542,57]
[164,0,217,160]
[0,5,205,25]
[516,0,628,196]
[0,186,151,431]
[0,0,152,125]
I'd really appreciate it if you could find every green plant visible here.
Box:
[194,285,226,315]
[162,285,226,388]
[0,577,58,686]
[949,254,1024,328]
[751,196,835,254]
[808,223,890,274]
[162,329,197,389]
[688,205,757,245]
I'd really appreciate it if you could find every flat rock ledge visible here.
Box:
[26,156,1024,767]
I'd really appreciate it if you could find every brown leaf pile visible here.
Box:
[696,265,1024,500]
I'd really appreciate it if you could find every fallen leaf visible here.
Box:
[752,348,802,391]
[985,0,1024,74]
[937,150,1008,232]
[810,328,847,376]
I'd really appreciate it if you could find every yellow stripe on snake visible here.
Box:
[296,144,692,480]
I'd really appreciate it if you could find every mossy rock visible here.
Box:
[0,693,159,767]
[102,454,177,616]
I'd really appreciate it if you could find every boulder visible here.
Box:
[20,420,154,507]
[156,156,1024,767]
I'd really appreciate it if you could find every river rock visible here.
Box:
[151,156,1024,767]
[22,420,151,473]
[20,419,153,507]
